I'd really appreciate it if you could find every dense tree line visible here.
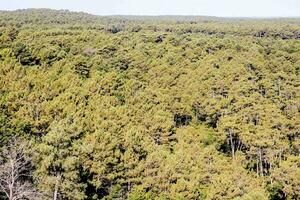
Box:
[0,9,299,200]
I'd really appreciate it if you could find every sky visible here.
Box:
[0,0,300,17]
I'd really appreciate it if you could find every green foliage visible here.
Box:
[267,182,286,200]
[0,9,299,200]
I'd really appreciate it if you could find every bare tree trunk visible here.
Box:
[9,184,13,200]
[279,149,282,166]
[9,160,14,200]
[229,129,235,159]
[53,174,61,200]
[259,148,263,177]
[256,156,259,177]
[276,78,281,96]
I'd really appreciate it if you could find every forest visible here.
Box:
[0,9,299,200]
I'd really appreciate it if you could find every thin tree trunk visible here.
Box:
[259,148,263,177]
[9,160,14,200]
[9,185,13,200]
[276,78,281,96]
[279,149,282,166]
[256,156,259,177]
[229,129,235,159]
[53,174,61,200]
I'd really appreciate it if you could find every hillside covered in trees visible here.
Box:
[0,9,299,200]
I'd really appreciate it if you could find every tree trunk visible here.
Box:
[9,160,14,200]
[237,139,241,151]
[9,185,13,200]
[259,148,263,177]
[256,156,259,177]
[229,129,235,159]
[53,175,61,200]
[276,78,281,96]
[279,149,282,166]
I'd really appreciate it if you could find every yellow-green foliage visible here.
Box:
[0,9,299,200]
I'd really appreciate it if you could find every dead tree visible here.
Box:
[0,138,38,200]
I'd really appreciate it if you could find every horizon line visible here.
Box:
[1,8,300,19]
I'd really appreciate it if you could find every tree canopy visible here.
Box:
[0,9,299,200]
